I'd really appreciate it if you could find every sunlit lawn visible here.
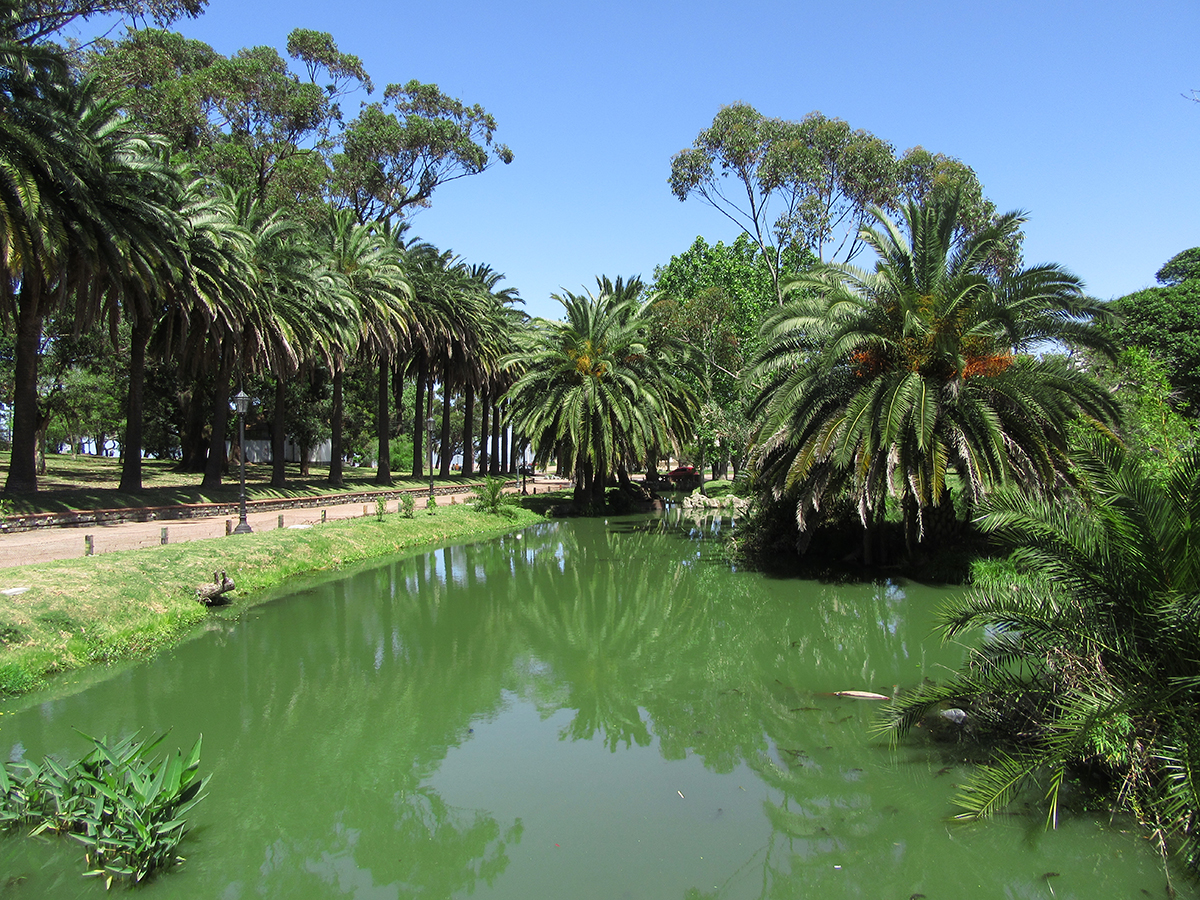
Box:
[0,452,503,515]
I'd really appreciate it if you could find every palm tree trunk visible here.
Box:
[375,351,392,485]
[490,399,501,475]
[501,401,510,473]
[411,355,427,478]
[478,389,490,475]
[5,277,44,493]
[393,360,405,435]
[328,365,345,486]
[462,384,475,476]
[439,387,452,478]
[179,381,210,473]
[118,313,151,491]
[271,374,287,488]
[201,341,234,489]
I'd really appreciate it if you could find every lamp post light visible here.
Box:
[232,389,252,534]
[426,415,435,509]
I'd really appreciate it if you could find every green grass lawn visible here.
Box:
[0,452,514,515]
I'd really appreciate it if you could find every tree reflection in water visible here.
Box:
[7,514,1161,899]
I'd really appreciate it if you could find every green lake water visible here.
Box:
[0,513,1184,898]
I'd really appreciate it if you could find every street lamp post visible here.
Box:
[232,390,252,534]
[426,416,435,510]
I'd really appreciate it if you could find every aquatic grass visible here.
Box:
[0,732,208,888]
[0,503,544,698]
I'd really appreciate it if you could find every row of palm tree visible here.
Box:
[2,29,528,493]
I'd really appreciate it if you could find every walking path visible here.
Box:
[0,478,567,568]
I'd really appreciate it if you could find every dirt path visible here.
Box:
[0,479,566,568]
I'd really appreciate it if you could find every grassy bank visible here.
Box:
[0,502,547,698]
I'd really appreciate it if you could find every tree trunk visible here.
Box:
[478,389,490,475]
[201,342,234,489]
[375,352,392,485]
[411,355,427,478]
[328,365,345,486]
[489,399,500,475]
[392,360,405,436]
[5,277,44,493]
[462,384,475,476]
[439,387,452,478]
[271,374,287,488]
[179,382,210,473]
[501,402,510,473]
[118,315,151,491]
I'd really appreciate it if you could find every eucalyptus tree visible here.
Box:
[670,104,1011,303]
[506,277,699,508]
[6,1,206,47]
[745,191,1117,560]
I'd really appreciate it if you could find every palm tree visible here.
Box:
[506,276,699,508]
[880,438,1200,880]
[1,67,187,492]
[322,208,407,486]
[746,191,1118,560]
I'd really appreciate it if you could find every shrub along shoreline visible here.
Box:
[0,502,546,699]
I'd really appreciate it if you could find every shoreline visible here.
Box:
[0,501,551,701]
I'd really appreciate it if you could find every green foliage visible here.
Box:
[0,732,209,888]
[375,496,387,520]
[399,492,415,518]
[1111,280,1200,412]
[1080,347,1198,482]
[330,79,513,223]
[505,277,700,508]
[879,440,1200,870]
[669,104,1012,300]
[746,190,1116,559]
[1156,247,1200,286]
[427,491,437,512]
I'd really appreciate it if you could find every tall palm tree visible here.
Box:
[506,276,699,507]
[1,68,185,492]
[746,191,1118,560]
[322,208,407,486]
[880,438,1200,878]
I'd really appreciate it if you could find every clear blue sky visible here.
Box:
[73,0,1200,321]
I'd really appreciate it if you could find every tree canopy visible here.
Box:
[669,103,1012,303]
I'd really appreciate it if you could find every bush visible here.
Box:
[471,476,514,516]
[399,494,415,518]
[375,497,387,521]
